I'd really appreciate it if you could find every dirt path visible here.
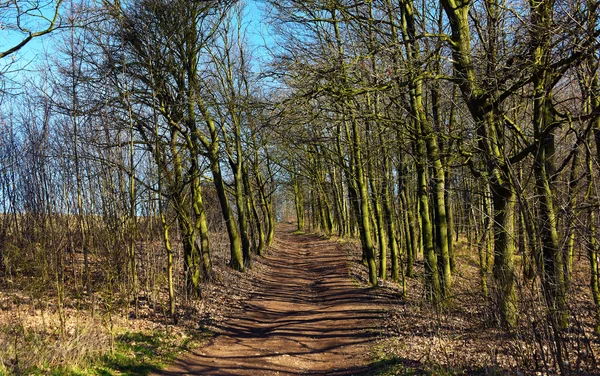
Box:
[161,229,390,375]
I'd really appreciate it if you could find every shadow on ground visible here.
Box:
[158,228,396,375]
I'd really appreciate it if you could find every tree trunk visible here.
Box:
[192,175,212,279]
[490,179,517,328]
[293,175,305,232]
[210,157,244,272]
[245,167,265,256]
[233,161,252,268]
[416,132,441,306]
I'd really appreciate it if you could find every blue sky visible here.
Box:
[1,0,275,84]
[243,0,276,67]
[0,0,63,69]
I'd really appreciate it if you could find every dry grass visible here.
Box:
[0,301,109,374]
[3,224,599,375]
[0,223,262,375]
[342,236,600,375]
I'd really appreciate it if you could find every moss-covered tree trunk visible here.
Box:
[369,166,387,280]
[530,0,568,328]
[192,175,212,279]
[210,157,244,271]
[399,168,416,278]
[490,179,517,328]
[381,138,399,281]
[293,174,305,232]
[245,166,265,256]
[440,0,518,328]
[416,129,441,305]
[400,0,450,300]
[587,29,600,331]
[233,161,252,267]
[589,208,600,333]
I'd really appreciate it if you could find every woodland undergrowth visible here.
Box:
[0,227,253,375]
[341,235,600,375]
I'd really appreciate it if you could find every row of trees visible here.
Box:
[1,0,279,325]
[1,0,600,372]
[265,0,599,371]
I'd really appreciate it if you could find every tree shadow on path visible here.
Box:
[158,228,401,375]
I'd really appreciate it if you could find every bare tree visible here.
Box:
[0,0,63,59]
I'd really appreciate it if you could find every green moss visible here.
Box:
[90,329,209,375]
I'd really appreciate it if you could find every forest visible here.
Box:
[1,0,600,374]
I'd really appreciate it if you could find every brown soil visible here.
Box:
[159,228,391,376]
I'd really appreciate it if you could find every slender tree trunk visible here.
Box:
[479,186,492,298]
[369,170,387,280]
[263,155,276,246]
[445,171,455,272]
[210,157,244,272]
[490,179,517,328]
[589,209,600,333]
[128,112,138,317]
[176,210,201,298]
[381,149,399,281]
[400,174,416,278]
[440,0,519,327]
[587,36,600,331]
[160,209,176,323]
[416,131,441,305]
[357,169,378,286]
[532,91,568,330]
[233,161,252,267]
[194,80,244,272]
[245,167,265,256]
[329,164,346,237]
[400,0,450,300]
[192,175,212,279]
[293,175,305,232]
[585,150,600,332]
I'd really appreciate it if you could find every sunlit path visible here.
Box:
[159,228,391,375]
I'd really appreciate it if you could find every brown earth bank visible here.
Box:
[159,227,397,376]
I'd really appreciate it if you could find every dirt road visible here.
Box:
[161,229,390,375]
